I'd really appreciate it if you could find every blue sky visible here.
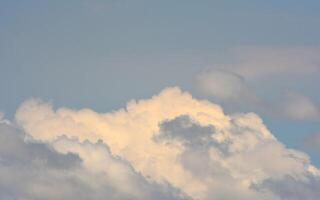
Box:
[1,0,320,182]
[1,1,320,199]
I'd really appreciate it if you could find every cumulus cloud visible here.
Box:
[0,121,187,200]
[258,174,320,200]
[13,87,320,200]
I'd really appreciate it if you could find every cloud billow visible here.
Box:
[0,87,317,200]
[0,122,188,200]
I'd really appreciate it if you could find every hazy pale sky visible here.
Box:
[1,1,320,199]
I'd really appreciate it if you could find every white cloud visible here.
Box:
[195,69,257,102]
[14,87,320,200]
[194,69,263,113]
[0,121,188,200]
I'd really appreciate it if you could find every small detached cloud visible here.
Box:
[13,87,320,200]
[194,46,320,122]
[303,133,320,153]
[195,69,257,102]
[194,69,262,112]
[275,91,320,121]
[195,68,320,121]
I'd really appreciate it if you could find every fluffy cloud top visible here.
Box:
[11,87,320,199]
[0,122,187,200]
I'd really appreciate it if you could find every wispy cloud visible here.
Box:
[195,47,320,121]
[303,133,320,153]
[276,91,320,121]
[222,46,320,80]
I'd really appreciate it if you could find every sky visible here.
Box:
[1,1,320,199]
